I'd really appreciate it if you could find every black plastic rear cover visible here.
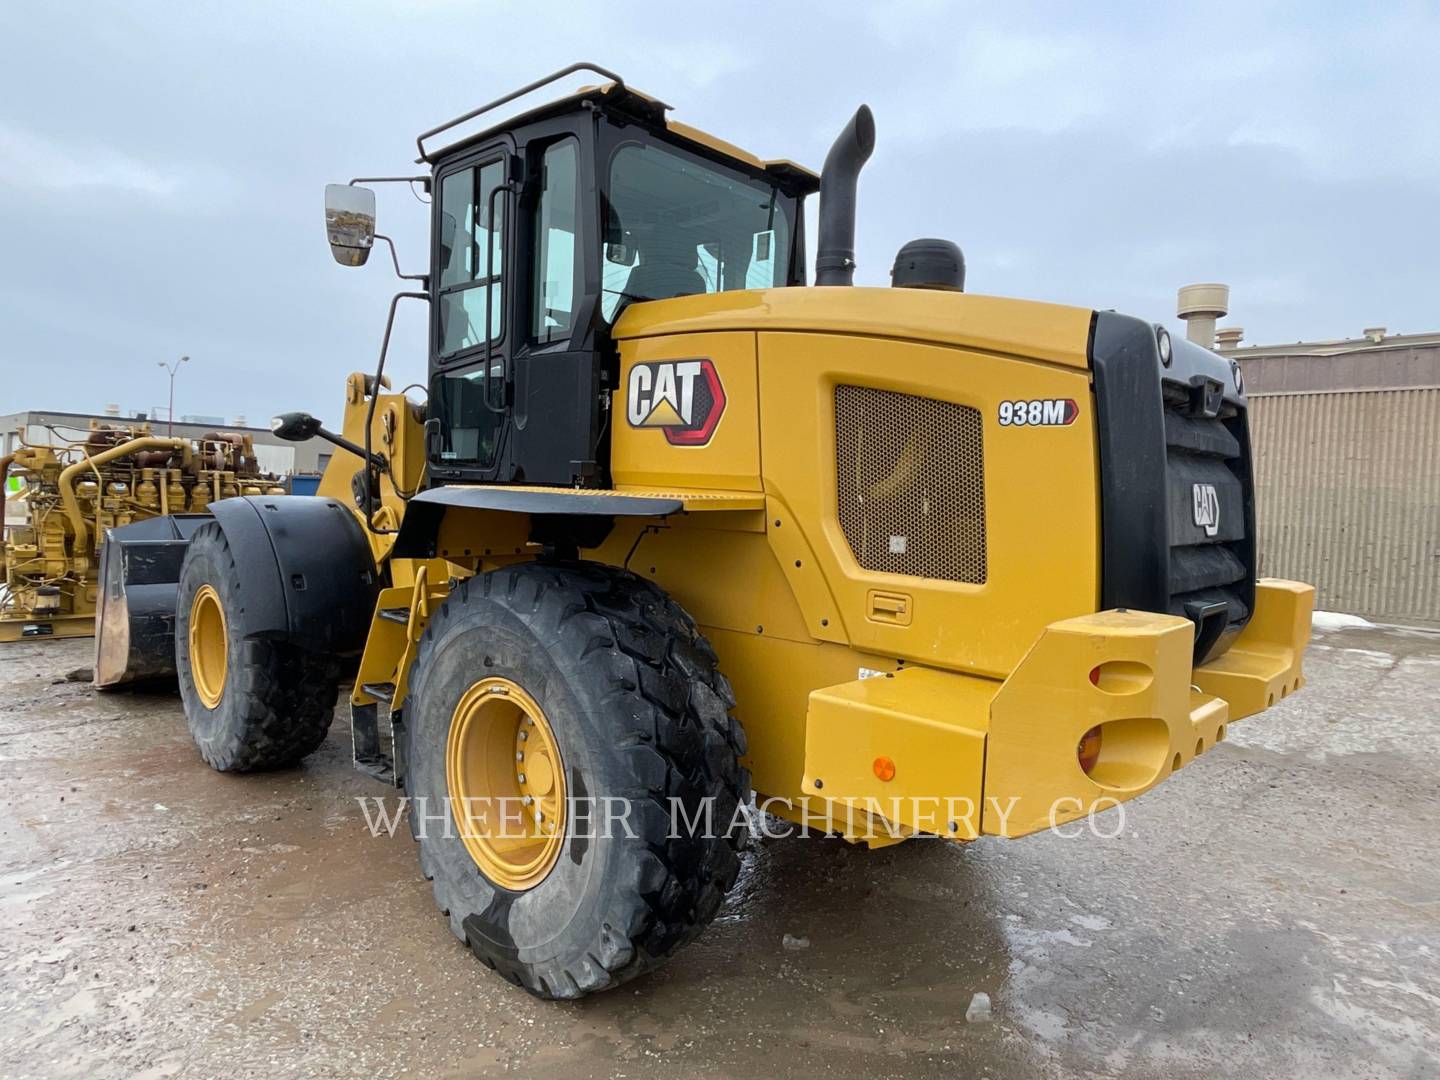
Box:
[1089,312,1256,664]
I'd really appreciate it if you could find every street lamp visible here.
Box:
[158,355,189,435]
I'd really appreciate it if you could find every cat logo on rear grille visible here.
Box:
[1192,483,1221,537]
[626,359,727,446]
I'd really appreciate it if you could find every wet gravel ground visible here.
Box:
[1,623,1437,1078]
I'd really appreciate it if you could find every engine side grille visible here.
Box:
[834,385,987,584]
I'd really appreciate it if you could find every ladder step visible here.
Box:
[350,701,397,787]
[353,756,395,785]
[378,606,409,624]
[361,681,396,704]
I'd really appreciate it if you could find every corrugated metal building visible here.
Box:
[1217,328,1440,627]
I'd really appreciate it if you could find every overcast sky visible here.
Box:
[2,1,1436,424]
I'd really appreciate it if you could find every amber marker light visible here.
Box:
[873,756,896,782]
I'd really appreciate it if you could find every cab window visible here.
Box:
[434,365,503,464]
[602,142,790,320]
[532,138,579,344]
[437,159,505,358]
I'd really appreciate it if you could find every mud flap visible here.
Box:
[93,515,212,688]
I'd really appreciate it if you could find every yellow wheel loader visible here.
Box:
[96,64,1313,999]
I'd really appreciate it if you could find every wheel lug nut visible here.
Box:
[519,731,528,742]
[517,773,526,783]
[515,752,524,761]
[522,795,533,806]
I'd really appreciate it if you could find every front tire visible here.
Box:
[175,522,342,771]
[404,561,749,999]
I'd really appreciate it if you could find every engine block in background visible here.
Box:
[0,421,285,641]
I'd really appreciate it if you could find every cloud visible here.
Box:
[0,124,180,197]
[0,0,1436,423]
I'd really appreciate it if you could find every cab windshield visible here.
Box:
[601,141,792,320]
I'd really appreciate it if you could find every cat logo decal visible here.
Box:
[626,360,727,446]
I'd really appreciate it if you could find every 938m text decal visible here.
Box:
[998,398,1078,427]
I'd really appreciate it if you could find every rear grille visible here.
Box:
[1162,400,1254,637]
[834,385,987,584]
[1090,313,1257,664]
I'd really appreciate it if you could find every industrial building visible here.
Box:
[1177,285,1439,627]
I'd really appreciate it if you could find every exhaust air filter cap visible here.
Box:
[891,238,965,292]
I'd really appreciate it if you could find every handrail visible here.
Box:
[363,291,430,535]
[481,180,516,414]
[415,62,625,162]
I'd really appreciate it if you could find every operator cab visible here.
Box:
[384,66,818,489]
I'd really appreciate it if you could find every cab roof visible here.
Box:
[416,65,818,193]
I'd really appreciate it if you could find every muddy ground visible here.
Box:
[1,624,1437,1078]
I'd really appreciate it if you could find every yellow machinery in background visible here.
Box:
[0,421,284,641]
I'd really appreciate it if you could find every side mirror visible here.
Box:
[324,184,376,267]
[271,411,323,441]
[271,411,385,468]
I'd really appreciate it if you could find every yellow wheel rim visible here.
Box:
[188,584,228,709]
[445,677,566,891]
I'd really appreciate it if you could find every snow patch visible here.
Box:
[1312,610,1374,631]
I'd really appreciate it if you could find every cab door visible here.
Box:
[428,138,517,481]
[427,126,606,487]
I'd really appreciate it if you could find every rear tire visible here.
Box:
[404,561,749,999]
[175,521,342,772]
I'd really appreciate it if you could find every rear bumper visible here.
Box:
[982,578,1312,837]
[799,579,1314,842]
[1190,579,1312,720]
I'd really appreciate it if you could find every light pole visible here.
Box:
[158,355,189,435]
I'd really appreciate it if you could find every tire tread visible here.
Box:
[179,522,341,772]
[404,560,749,999]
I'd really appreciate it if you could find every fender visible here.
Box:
[207,495,380,655]
[391,486,684,559]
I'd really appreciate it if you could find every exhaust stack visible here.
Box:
[1177,283,1230,348]
[815,105,876,286]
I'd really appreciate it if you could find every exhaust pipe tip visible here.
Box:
[815,105,876,287]
[847,103,876,159]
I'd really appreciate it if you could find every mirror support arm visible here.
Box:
[312,427,382,468]
[374,234,428,285]
[349,175,432,193]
